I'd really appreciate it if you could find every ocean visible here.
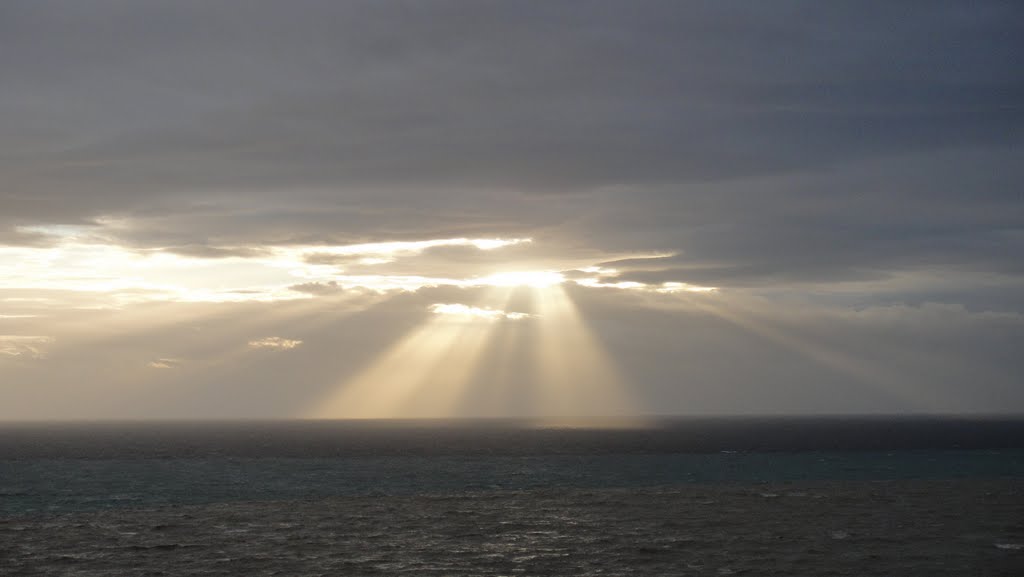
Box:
[2,417,1023,575]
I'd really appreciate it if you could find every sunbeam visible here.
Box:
[308,287,517,419]
[308,277,643,421]
[531,284,638,420]
[679,294,957,412]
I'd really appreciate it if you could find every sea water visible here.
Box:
[2,418,1023,575]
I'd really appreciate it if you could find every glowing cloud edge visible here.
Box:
[429,303,531,321]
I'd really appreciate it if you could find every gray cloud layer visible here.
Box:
[3,2,1021,256]
[1,2,1022,417]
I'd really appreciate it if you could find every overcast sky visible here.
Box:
[2,1,1022,419]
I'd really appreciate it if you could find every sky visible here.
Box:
[1,1,1022,420]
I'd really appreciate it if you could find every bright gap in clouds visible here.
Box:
[0,227,715,306]
[476,271,566,288]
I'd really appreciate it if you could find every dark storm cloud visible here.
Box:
[1,0,1022,293]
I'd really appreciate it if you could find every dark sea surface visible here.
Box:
[2,417,1024,575]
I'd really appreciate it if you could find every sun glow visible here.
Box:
[476,270,566,288]
[1,226,716,307]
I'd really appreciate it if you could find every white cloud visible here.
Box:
[147,358,182,369]
[286,237,531,265]
[248,336,303,350]
[429,303,531,321]
[0,335,54,359]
